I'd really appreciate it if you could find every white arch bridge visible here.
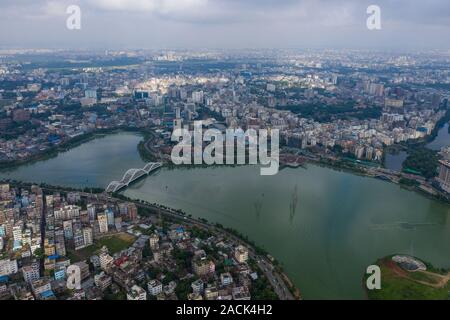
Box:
[105,162,162,193]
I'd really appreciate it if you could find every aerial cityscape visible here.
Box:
[1,0,450,306]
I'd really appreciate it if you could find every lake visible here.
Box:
[427,123,450,151]
[385,123,450,171]
[2,132,450,299]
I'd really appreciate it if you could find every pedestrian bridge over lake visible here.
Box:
[105,162,162,193]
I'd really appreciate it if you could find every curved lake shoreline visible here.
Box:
[1,132,450,299]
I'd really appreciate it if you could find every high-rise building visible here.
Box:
[73,229,85,251]
[106,209,115,226]
[55,230,66,256]
[63,220,73,240]
[128,203,138,222]
[114,217,122,232]
[87,204,96,221]
[149,233,159,250]
[12,225,22,243]
[438,160,450,193]
[97,213,108,234]
[118,203,128,217]
[83,227,93,247]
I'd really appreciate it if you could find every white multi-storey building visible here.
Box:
[97,213,108,234]
[234,245,248,264]
[127,285,147,300]
[0,259,18,276]
[99,252,114,271]
[147,280,163,296]
[22,262,40,283]
[83,227,93,246]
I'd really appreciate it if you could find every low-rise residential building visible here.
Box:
[127,285,147,300]
[234,245,248,264]
[94,272,112,291]
[22,262,40,283]
[147,279,163,296]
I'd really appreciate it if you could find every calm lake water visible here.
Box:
[0,133,144,188]
[385,123,450,171]
[427,123,450,151]
[2,132,450,299]
[384,151,408,172]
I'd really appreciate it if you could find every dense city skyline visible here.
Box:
[1,0,450,50]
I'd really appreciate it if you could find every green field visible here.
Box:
[67,233,135,263]
[366,258,450,300]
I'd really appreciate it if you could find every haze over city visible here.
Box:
[1,0,450,50]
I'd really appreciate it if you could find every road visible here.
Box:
[37,186,297,300]
[127,199,296,300]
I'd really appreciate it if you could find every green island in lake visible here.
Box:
[366,255,450,300]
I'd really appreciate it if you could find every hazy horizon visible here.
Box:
[1,0,450,50]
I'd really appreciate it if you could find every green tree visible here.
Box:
[33,248,45,259]
[403,147,439,179]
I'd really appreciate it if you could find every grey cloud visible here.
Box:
[0,0,449,49]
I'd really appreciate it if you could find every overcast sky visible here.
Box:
[0,0,449,50]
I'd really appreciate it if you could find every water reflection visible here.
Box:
[427,123,450,150]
